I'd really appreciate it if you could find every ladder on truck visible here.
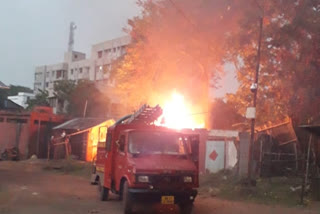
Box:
[126,104,163,125]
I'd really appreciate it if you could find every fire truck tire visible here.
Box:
[179,203,193,214]
[122,181,133,214]
[98,181,109,201]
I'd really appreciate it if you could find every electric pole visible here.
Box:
[248,17,263,181]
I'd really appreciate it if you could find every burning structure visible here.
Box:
[52,118,115,161]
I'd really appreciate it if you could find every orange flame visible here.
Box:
[156,92,205,129]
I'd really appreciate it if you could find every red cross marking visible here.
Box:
[209,150,218,161]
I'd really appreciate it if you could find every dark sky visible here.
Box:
[0,0,140,88]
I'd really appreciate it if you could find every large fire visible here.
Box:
[156,92,205,129]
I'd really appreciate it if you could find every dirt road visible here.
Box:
[0,161,318,214]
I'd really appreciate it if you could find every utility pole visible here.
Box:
[248,17,263,181]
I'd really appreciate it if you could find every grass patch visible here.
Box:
[199,170,305,206]
[43,158,92,178]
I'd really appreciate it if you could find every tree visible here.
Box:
[54,80,110,117]
[210,99,245,130]
[112,0,244,114]
[226,0,320,125]
[0,85,33,100]
[26,90,49,110]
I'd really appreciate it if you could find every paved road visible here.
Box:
[0,161,318,214]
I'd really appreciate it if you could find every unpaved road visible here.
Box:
[0,161,319,214]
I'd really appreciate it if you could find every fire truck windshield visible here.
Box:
[128,131,189,155]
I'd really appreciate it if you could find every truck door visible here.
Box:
[96,127,107,173]
[114,134,127,191]
[189,134,200,170]
[103,131,113,189]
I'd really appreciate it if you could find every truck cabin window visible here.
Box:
[118,135,126,152]
[106,133,112,151]
[128,131,189,155]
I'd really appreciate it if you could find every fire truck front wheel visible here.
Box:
[98,181,109,201]
[122,181,133,214]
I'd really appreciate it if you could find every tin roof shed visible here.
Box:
[53,118,110,132]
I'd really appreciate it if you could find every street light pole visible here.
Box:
[248,17,263,181]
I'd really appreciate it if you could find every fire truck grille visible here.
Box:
[150,175,182,185]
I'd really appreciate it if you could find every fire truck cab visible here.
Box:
[91,105,199,214]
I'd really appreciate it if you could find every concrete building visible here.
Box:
[34,36,131,116]
[7,92,35,109]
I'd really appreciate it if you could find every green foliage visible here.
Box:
[26,90,49,110]
[54,80,110,117]
[0,85,33,100]
[53,80,76,103]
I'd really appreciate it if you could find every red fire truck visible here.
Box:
[91,105,199,214]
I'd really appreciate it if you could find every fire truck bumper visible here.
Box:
[128,188,197,204]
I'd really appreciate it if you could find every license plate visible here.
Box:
[161,196,174,204]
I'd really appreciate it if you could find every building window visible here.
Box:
[46,72,50,78]
[52,71,55,77]
[79,68,83,73]
[56,70,62,78]
[113,48,116,52]
[74,54,78,59]
[35,73,43,81]
[70,69,74,75]
[98,51,102,58]
[45,82,49,88]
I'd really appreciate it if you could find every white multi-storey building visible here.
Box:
[34,36,131,116]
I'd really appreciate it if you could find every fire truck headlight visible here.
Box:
[183,176,192,183]
[137,175,149,183]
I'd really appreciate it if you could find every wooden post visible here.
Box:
[47,139,50,161]
[301,134,313,204]
[36,120,41,157]
[305,134,313,186]
[83,100,88,117]
[293,142,298,171]
[258,137,263,176]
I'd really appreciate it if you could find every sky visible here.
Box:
[0,0,140,88]
[0,0,238,97]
